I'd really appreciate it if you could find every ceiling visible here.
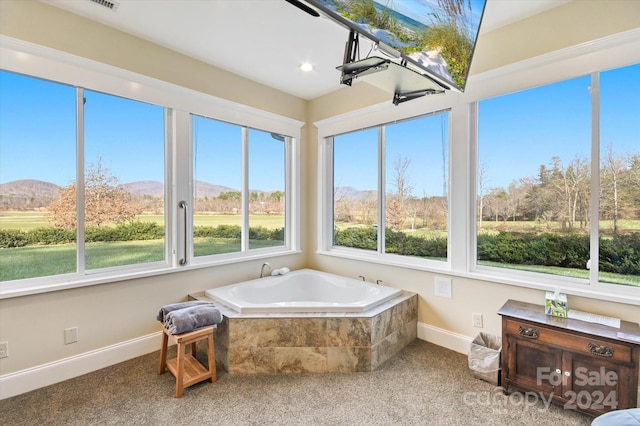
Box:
[42,0,571,100]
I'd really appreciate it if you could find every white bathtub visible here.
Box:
[205,269,402,314]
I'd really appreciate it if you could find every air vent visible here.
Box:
[88,0,119,11]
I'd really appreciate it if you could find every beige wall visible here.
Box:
[0,0,638,388]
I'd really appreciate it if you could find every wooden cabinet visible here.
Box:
[498,300,640,416]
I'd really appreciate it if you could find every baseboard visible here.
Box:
[0,331,162,400]
[417,322,473,355]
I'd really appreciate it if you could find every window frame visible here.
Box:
[0,37,302,298]
[316,29,640,305]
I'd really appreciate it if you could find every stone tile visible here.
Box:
[371,308,393,344]
[372,319,417,369]
[229,318,282,347]
[277,319,327,347]
[227,347,276,374]
[327,347,371,372]
[275,347,327,373]
[327,318,371,347]
[215,317,229,349]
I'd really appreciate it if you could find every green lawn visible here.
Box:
[0,238,283,281]
[0,212,284,230]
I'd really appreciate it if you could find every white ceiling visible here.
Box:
[42,0,570,100]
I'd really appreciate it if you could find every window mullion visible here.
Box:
[76,87,86,274]
[589,72,600,286]
[241,126,249,251]
[378,126,386,254]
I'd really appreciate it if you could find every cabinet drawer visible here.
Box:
[505,319,633,365]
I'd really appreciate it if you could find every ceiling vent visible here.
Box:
[88,0,119,11]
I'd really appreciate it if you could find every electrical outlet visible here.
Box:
[473,313,483,328]
[0,341,8,358]
[64,327,78,345]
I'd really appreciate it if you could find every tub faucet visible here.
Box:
[260,262,272,278]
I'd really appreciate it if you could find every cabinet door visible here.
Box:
[563,352,630,412]
[505,335,563,395]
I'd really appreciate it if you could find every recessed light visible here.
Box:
[300,63,313,72]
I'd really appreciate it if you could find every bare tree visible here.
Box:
[48,158,142,229]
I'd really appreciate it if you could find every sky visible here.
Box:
[0,64,638,194]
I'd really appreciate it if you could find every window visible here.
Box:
[329,112,450,262]
[477,64,639,288]
[82,90,165,270]
[192,116,290,260]
[0,40,300,296]
[598,64,640,287]
[0,71,77,281]
[0,72,166,282]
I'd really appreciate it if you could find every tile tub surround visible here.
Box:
[188,291,417,374]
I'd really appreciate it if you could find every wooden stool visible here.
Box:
[158,325,217,397]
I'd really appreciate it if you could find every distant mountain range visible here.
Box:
[0,179,277,209]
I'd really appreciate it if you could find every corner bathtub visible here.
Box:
[205,268,402,314]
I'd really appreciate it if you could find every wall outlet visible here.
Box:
[434,276,452,299]
[473,313,483,328]
[64,327,78,345]
[0,341,8,358]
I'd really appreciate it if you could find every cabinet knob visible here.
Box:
[518,326,539,339]
[564,371,571,377]
[555,368,561,374]
[587,342,614,357]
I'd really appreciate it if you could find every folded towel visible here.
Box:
[164,305,222,335]
[156,301,214,323]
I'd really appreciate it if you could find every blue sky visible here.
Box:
[0,63,638,194]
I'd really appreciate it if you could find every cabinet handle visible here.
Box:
[518,326,539,339]
[587,342,614,357]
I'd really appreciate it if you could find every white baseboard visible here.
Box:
[1,323,472,400]
[417,322,473,355]
[0,331,162,400]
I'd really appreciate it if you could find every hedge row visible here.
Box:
[333,228,640,275]
[0,222,283,248]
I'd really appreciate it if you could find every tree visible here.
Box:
[387,157,413,231]
[48,158,142,229]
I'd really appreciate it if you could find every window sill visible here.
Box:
[317,249,640,307]
[0,248,301,299]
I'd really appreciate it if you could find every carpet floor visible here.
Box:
[0,339,593,425]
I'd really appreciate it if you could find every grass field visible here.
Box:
[0,212,284,230]
[1,211,638,285]
[0,238,283,281]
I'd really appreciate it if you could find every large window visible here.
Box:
[192,116,289,260]
[0,71,166,282]
[330,112,450,262]
[0,55,299,293]
[477,64,639,288]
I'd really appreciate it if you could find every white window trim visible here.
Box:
[316,29,640,306]
[0,36,303,299]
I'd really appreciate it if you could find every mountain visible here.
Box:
[195,181,237,197]
[0,179,60,209]
[334,186,377,200]
[121,181,164,197]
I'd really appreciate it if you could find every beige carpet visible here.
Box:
[0,339,592,425]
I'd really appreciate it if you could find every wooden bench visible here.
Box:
[158,325,217,397]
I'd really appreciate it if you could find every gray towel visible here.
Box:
[164,305,222,335]
[156,301,214,323]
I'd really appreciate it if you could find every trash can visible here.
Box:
[468,332,502,386]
